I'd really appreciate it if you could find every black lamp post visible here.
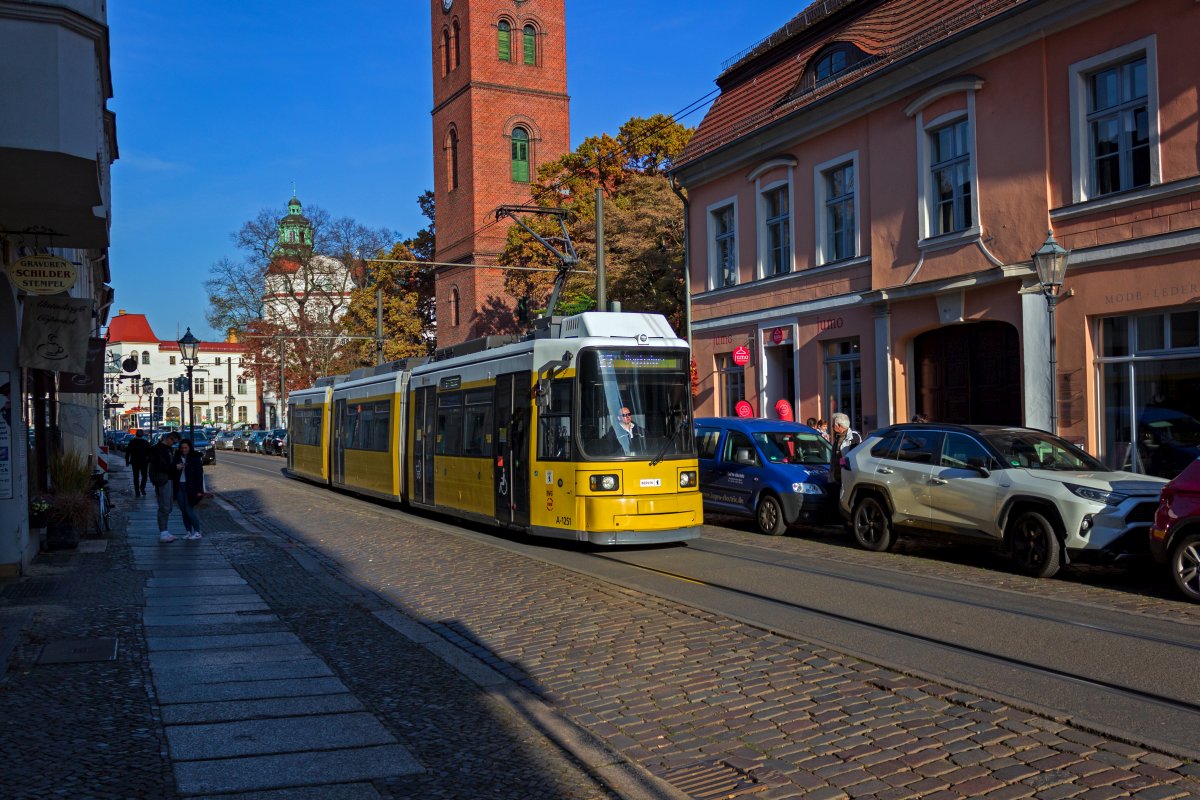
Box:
[177,328,202,441]
[1033,230,1070,436]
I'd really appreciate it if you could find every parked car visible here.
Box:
[215,431,237,450]
[263,429,288,456]
[695,418,835,535]
[231,432,249,452]
[840,423,1168,578]
[1150,458,1200,602]
[190,433,217,466]
[247,430,271,454]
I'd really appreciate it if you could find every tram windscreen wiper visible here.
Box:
[649,407,683,467]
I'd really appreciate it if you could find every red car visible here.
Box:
[1150,458,1200,602]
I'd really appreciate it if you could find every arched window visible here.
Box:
[452,20,461,68]
[498,20,512,61]
[798,42,869,93]
[142,351,150,365]
[447,128,459,190]
[450,287,460,327]
[815,49,848,82]
[523,25,536,65]
[511,126,530,182]
[442,27,451,75]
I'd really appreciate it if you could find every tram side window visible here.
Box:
[538,378,573,460]
[344,401,390,451]
[462,389,493,457]
[437,391,464,456]
[292,408,323,447]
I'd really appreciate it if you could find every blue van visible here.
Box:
[694,417,835,535]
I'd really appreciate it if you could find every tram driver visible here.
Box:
[605,405,646,456]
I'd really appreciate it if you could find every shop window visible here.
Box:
[761,184,790,277]
[716,354,745,417]
[1097,306,1200,478]
[823,337,862,433]
[1069,37,1159,203]
[708,200,738,289]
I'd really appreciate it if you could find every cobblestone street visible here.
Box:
[210,456,1200,800]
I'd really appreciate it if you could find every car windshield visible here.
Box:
[752,431,832,466]
[982,430,1105,471]
[576,348,695,461]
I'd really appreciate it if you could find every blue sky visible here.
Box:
[107,0,801,341]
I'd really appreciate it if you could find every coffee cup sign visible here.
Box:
[9,255,78,295]
[732,346,750,366]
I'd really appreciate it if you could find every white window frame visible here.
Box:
[914,99,980,246]
[706,196,740,290]
[1068,35,1160,204]
[757,178,793,279]
[814,151,860,266]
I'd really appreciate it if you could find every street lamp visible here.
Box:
[177,327,202,441]
[1033,230,1070,436]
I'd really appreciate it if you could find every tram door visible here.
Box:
[332,399,347,485]
[494,372,531,528]
[413,385,436,505]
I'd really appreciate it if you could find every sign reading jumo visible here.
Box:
[8,255,78,295]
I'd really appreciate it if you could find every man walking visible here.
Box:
[828,412,863,491]
[148,431,180,542]
[125,430,151,496]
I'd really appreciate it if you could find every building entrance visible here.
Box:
[914,321,1020,425]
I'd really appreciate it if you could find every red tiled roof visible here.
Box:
[106,313,160,344]
[678,0,1024,167]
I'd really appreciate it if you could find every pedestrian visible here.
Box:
[805,417,817,428]
[172,438,206,541]
[828,412,863,490]
[125,430,151,496]
[816,419,830,441]
[148,430,180,542]
[912,413,930,423]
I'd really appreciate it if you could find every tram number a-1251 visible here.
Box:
[555,515,573,527]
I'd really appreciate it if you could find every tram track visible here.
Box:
[215,452,1200,757]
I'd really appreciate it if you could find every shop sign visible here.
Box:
[60,338,108,394]
[817,317,844,332]
[18,296,93,373]
[775,399,793,421]
[732,346,750,366]
[735,400,753,418]
[771,327,785,345]
[8,254,78,295]
[0,372,10,500]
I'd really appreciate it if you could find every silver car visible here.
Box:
[840,423,1166,578]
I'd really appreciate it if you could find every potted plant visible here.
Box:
[45,450,96,550]
[29,495,51,549]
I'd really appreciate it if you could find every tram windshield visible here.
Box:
[577,348,695,461]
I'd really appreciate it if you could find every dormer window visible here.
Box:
[799,42,869,92]
[816,49,849,82]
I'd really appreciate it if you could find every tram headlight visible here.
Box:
[590,474,620,492]
[679,470,697,488]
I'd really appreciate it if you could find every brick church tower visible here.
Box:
[430,0,571,346]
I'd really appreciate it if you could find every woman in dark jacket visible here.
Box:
[172,439,206,540]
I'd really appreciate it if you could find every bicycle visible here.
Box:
[90,472,113,535]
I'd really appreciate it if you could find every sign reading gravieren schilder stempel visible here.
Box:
[8,254,78,295]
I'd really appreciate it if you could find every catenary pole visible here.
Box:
[595,187,606,311]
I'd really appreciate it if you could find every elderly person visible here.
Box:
[828,412,863,489]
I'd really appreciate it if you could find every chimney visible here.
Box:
[117,309,126,316]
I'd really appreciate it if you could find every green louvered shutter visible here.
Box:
[523,26,536,65]
[498,21,511,61]
[511,128,529,182]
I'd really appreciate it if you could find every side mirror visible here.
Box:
[966,456,991,478]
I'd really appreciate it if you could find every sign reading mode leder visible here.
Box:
[9,255,78,295]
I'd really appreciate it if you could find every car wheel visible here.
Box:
[755,493,787,536]
[1008,510,1062,578]
[852,494,893,552]
[1169,532,1200,603]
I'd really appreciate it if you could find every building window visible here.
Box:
[511,126,530,182]
[762,184,791,277]
[816,49,848,83]
[818,159,857,265]
[447,128,459,190]
[141,351,150,365]
[716,354,746,417]
[523,24,536,65]
[452,20,461,68]
[929,119,972,236]
[129,350,138,363]
[1087,57,1150,197]
[214,378,224,395]
[450,287,460,327]
[195,378,205,395]
[1098,307,1200,478]
[169,356,176,365]
[498,20,512,61]
[442,27,451,75]
[215,357,221,365]
[215,407,224,422]
[238,379,247,395]
[238,406,248,423]
[708,202,737,289]
[824,338,862,433]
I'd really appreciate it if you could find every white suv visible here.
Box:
[839,424,1167,578]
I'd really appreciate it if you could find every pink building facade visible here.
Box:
[673,0,1200,479]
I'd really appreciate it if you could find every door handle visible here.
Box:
[929,477,948,485]
[876,467,893,474]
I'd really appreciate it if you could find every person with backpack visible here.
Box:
[148,431,180,542]
[125,430,151,496]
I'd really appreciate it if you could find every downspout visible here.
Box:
[670,176,692,344]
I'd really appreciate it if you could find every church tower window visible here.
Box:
[447,128,460,190]
[442,27,451,75]
[511,127,530,182]
[523,25,537,65]
[498,20,512,61]
[452,21,461,68]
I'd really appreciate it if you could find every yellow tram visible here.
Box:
[286,312,702,544]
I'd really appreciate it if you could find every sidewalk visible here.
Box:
[0,460,676,799]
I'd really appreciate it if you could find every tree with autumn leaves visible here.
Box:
[499,114,693,332]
